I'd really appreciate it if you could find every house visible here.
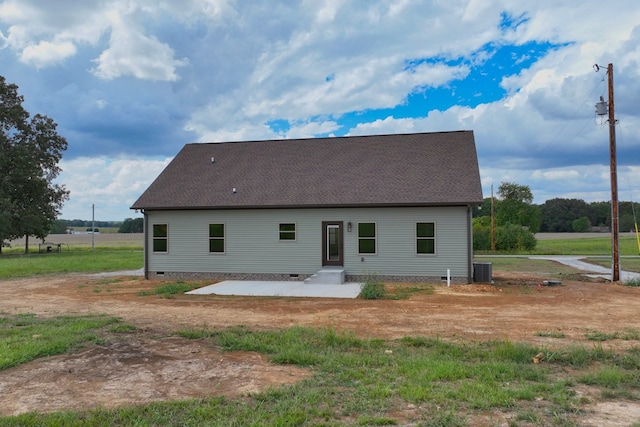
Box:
[131,131,483,283]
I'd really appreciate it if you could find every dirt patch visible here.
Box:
[0,335,308,416]
[1,270,639,421]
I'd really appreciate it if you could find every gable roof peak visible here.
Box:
[132,131,482,210]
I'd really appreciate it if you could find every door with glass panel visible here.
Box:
[321,221,343,266]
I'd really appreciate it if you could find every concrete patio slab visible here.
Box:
[186,280,363,298]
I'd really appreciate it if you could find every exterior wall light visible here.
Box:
[347,221,352,232]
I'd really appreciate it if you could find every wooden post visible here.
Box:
[607,63,620,282]
[491,184,495,252]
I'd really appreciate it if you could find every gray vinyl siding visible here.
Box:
[145,206,470,278]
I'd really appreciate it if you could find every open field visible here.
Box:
[5,233,143,251]
[535,232,638,240]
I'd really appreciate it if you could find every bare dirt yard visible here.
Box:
[1,270,640,425]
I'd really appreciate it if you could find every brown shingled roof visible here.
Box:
[131,131,483,210]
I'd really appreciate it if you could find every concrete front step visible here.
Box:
[304,268,345,285]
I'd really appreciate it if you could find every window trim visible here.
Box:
[416,221,436,256]
[357,221,377,255]
[152,223,168,253]
[208,223,226,254]
[278,222,297,242]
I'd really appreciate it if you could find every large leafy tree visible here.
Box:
[539,198,591,232]
[495,181,541,233]
[0,76,69,253]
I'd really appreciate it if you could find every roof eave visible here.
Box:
[130,201,484,211]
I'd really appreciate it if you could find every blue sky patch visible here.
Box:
[307,40,565,136]
[499,12,530,33]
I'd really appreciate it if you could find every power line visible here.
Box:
[545,74,605,148]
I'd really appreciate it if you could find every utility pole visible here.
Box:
[595,63,619,281]
[92,203,95,252]
[607,64,620,282]
[491,184,495,252]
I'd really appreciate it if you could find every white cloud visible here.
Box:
[1,0,188,81]
[532,169,581,180]
[286,120,341,139]
[19,39,76,67]
[91,31,186,81]
[348,116,426,136]
[90,7,187,81]
[57,156,172,220]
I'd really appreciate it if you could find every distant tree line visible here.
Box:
[118,218,143,233]
[472,181,640,252]
[474,195,639,233]
[49,218,143,234]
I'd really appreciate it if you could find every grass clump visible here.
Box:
[386,284,434,300]
[584,328,640,341]
[625,277,640,287]
[0,313,121,370]
[109,324,137,333]
[360,275,386,299]
[138,281,198,297]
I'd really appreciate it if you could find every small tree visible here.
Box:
[495,224,537,252]
[472,217,491,251]
[572,216,591,232]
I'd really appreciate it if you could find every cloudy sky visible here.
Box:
[1,0,639,221]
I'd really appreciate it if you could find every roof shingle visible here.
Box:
[131,131,483,210]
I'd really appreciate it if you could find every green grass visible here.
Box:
[138,282,200,297]
[583,257,640,273]
[585,328,640,341]
[386,283,435,300]
[475,257,580,276]
[360,277,386,299]
[359,274,434,300]
[0,250,142,279]
[580,365,640,393]
[533,235,640,256]
[0,313,121,370]
[5,325,640,426]
[625,277,640,287]
[476,235,640,256]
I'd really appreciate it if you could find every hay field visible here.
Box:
[7,233,143,248]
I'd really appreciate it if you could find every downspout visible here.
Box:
[467,205,473,284]
[142,209,149,280]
